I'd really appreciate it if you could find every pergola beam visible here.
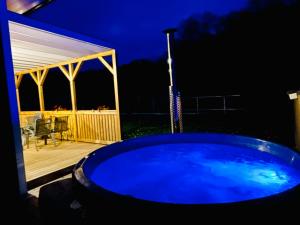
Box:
[16,50,114,76]
[73,60,83,80]
[40,69,49,86]
[59,65,71,81]
[15,74,23,88]
[29,72,38,85]
[98,56,114,75]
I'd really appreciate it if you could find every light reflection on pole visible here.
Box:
[163,28,183,133]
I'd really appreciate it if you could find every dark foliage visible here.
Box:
[13,0,300,145]
[117,0,299,144]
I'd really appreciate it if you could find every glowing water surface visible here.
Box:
[89,143,300,204]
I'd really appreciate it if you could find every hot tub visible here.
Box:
[73,133,300,215]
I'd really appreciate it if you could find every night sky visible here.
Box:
[29,0,247,64]
[13,0,300,147]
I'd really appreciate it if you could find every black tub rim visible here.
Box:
[73,133,300,208]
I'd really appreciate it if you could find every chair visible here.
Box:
[21,114,41,149]
[52,116,69,141]
[26,112,43,127]
[21,126,33,149]
[33,118,56,151]
[21,127,29,149]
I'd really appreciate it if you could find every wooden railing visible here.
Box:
[19,110,121,144]
[76,110,121,144]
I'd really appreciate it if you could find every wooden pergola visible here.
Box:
[9,12,121,144]
[0,1,123,209]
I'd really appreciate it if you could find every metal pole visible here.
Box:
[177,92,183,133]
[164,28,182,133]
[169,86,175,133]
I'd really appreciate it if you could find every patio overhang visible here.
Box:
[7,12,121,143]
[8,12,114,74]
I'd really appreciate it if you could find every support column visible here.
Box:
[38,85,45,111]
[37,71,45,111]
[0,0,27,214]
[16,88,21,112]
[70,79,77,111]
[112,50,122,140]
[15,74,23,113]
[69,64,78,141]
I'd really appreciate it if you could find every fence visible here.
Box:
[121,95,243,115]
[183,95,243,114]
[19,110,121,144]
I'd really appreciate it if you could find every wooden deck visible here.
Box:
[23,140,104,182]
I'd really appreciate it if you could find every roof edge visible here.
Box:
[23,0,54,15]
[7,11,114,50]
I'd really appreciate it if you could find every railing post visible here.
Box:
[223,96,226,115]
[196,96,199,114]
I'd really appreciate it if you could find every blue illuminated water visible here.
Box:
[89,143,300,204]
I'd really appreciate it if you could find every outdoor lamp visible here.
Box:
[287,90,299,100]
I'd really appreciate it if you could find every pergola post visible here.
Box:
[69,63,78,141]
[16,88,21,112]
[98,50,122,140]
[37,70,45,111]
[69,64,77,112]
[28,70,48,111]
[0,0,27,214]
[30,69,48,112]
[59,63,80,141]
[15,74,23,112]
[112,50,122,140]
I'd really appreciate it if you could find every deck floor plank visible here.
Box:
[23,140,104,181]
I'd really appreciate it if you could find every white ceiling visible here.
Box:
[9,21,112,73]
